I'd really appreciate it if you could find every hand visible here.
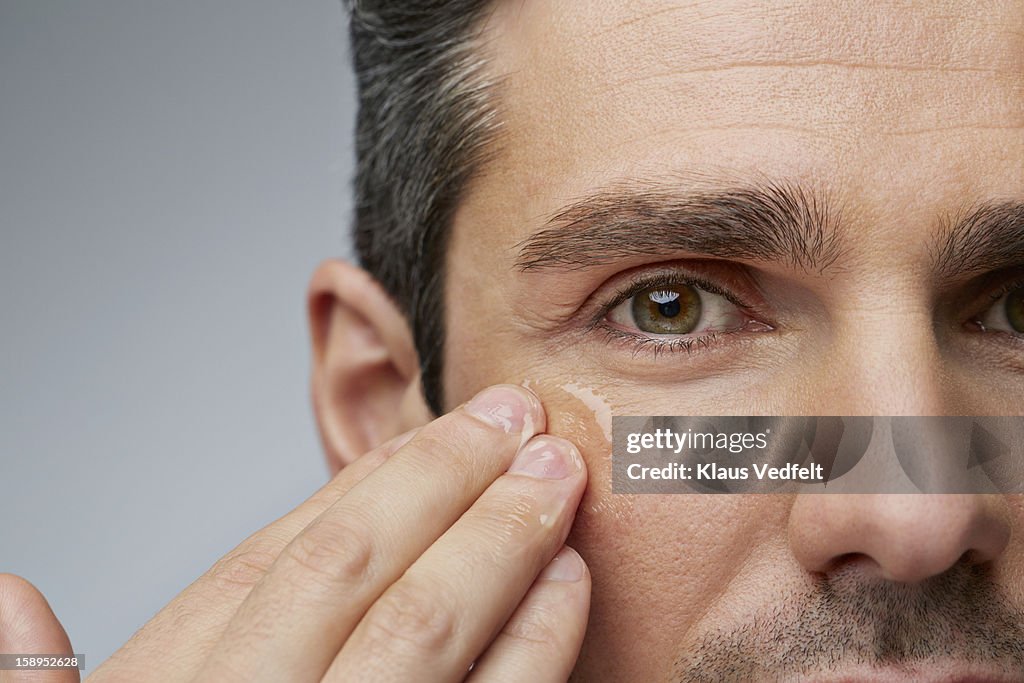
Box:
[87,384,590,682]
[0,574,79,683]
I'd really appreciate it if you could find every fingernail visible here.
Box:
[465,385,540,434]
[508,436,581,480]
[540,547,585,582]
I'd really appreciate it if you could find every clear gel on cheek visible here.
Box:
[560,382,613,443]
[520,378,634,522]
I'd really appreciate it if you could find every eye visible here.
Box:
[607,283,747,336]
[978,284,1024,335]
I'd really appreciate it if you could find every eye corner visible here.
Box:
[971,280,1024,337]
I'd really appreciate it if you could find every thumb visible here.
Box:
[0,574,79,683]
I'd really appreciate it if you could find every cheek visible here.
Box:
[573,493,794,678]
[442,366,635,531]
[528,379,630,522]
[441,362,795,670]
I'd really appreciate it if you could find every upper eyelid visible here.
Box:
[577,265,1024,361]
[960,273,1024,324]
[987,277,1024,302]
[972,279,1024,335]
[586,265,762,331]
[597,262,1021,324]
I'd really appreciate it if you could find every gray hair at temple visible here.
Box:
[347,0,501,415]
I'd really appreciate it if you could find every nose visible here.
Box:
[818,306,951,416]
[788,493,1010,582]
[784,286,1014,581]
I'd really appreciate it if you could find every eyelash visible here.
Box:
[585,268,1024,359]
[970,275,1024,336]
[985,276,1024,304]
[595,325,725,358]
[588,270,766,357]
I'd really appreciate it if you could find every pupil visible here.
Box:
[632,284,700,334]
[659,299,681,318]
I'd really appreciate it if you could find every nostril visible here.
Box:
[957,547,992,569]
[820,552,881,578]
[789,493,1012,585]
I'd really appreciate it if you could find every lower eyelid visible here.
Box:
[596,316,772,358]
[603,307,764,337]
[598,325,721,353]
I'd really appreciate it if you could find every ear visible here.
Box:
[307,260,433,474]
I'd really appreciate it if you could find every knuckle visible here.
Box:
[402,429,481,482]
[501,601,565,648]
[412,423,475,459]
[281,517,374,587]
[482,492,538,530]
[475,489,552,546]
[362,581,458,652]
[207,542,280,592]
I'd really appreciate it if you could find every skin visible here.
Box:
[0,575,77,683]
[443,0,1024,679]
[4,383,593,682]
[3,0,1023,681]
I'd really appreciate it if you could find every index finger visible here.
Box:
[196,385,548,682]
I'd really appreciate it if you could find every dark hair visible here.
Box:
[348,1,501,415]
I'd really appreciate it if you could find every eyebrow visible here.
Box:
[514,181,844,273]
[933,201,1024,279]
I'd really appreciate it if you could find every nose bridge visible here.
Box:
[824,302,948,416]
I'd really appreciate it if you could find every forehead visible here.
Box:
[471,0,1024,222]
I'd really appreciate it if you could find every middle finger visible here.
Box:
[195,384,546,682]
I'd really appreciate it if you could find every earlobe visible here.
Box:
[307,260,432,473]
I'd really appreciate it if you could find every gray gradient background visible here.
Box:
[1,1,356,666]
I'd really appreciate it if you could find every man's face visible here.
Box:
[439,1,1024,679]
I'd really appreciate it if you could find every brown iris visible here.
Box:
[631,285,702,334]
[1008,286,1024,333]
